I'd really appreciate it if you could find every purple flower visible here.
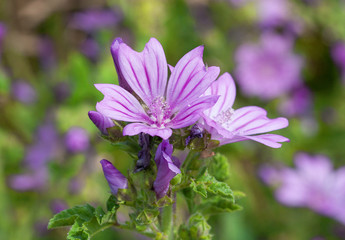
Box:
[88,111,115,135]
[65,127,89,153]
[80,38,100,61]
[201,73,289,148]
[11,81,37,104]
[272,153,345,224]
[25,123,58,170]
[0,22,6,54]
[332,42,345,83]
[69,9,122,33]
[95,38,220,139]
[235,32,303,100]
[255,0,289,28]
[8,168,47,191]
[258,164,282,186]
[153,140,180,199]
[100,159,128,194]
[279,86,312,117]
[38,37,56,71]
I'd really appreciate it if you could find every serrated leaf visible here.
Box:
[178,213,212,240]
[196,197,242,216]
[190,171,234,199]
[48,204,95,229]
[208,153,230,182]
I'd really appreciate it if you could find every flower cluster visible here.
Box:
[259,153,345,225]
[89,37,289,198]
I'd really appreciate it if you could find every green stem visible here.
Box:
[161,205,173,240]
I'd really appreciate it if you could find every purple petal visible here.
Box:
[117,38,168,106]
[244,134,290,148]
[153,140,180,199]
[123,123,172,140]
[170,95,219,129]
[100,159,128,194]
[88,111,115,135]
[229,106,289,136]
[203,72,236,118]
[166,46,220,111]
[110,38,132,92]
[95,84,150,123]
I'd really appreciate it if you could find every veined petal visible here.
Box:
[166,46,220,111]
[117,38,168,106]
[154,140,181,199]
[244,134,290,148]
[170,95,219,129]
[123,123,173,140]
[110,38,132,92]
[95,84,150,123]
[225,106,288,136]
[100,159,128,194]
[203,72,236,117]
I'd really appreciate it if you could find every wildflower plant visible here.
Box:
[48,38,289,239]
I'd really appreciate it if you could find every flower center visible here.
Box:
[147,96,172,128]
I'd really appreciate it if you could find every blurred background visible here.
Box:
[1,0,345,239]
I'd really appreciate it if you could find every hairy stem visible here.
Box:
[161,205,173,239]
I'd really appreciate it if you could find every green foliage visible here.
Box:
[208,153,230,182]
[178,213,212,240]
[190,170,234,199]
[48,196,120,240]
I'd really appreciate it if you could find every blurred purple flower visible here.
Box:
[65,127,89,153]
[279,86,312,117]
[68,177,84,195]
[88,111,115,135]
[256,0,289,28]
[11,81,37,104]
[25,123,59,170]
[235,32,303,100]
[332,42,345,83]
[0,22,6,54]
[69,9,122,33]
[8,168,47,191]
[38,37,56,71]
[50,199,68,214]
[100,159,128,194]
[80,38,100,61]
[258,164,282,186]
[201,73,289,148]
[270,153,345,225]
[153,140,180,199]
[95,37,219,139]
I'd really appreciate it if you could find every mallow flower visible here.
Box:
[153,140,180,199]
[263,153,345,225]
[201,73,289,148]
[95,38,220,139]
[235,32,303,100]
[100,159,128,194]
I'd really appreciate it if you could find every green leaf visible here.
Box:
[190,170,234,199]
[208,153,230,182]
[48,204,95,229]
[48,201,119,240]
[178,213,212,240]
[196,197,242,216]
